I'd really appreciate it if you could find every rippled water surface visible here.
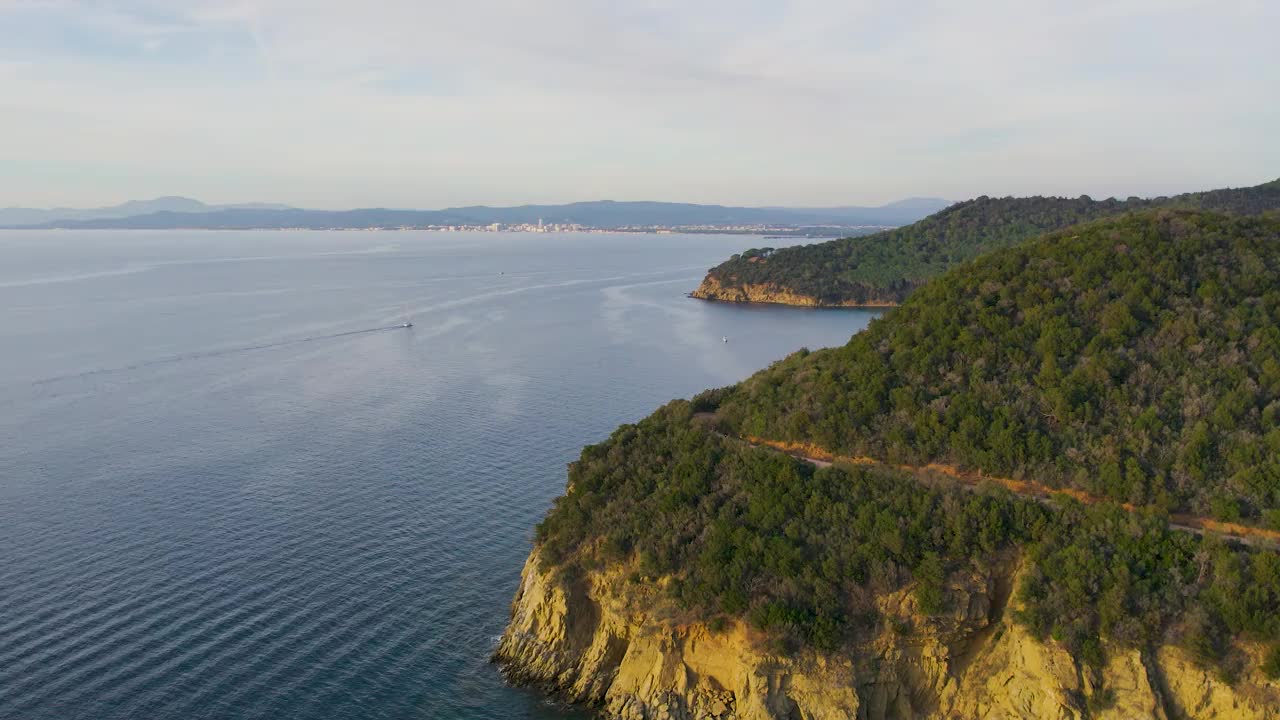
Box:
[0,230,878,720]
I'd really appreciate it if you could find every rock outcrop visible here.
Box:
[495,550,1279,720]
[689,276,898,308]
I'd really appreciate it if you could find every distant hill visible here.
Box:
[691,178,1280,306]
[5,199,947,231]
[0,197,293,227]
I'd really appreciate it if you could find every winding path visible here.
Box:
[693,415,1280,549]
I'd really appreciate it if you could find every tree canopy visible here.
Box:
[715,211,1280,522]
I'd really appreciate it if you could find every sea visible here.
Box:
[0,230,879,720]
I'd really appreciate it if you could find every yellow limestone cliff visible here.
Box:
[689,276,897,308]
[494,550,1279,720]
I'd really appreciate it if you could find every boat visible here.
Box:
[722,336,728,343]
[402,322,413,328]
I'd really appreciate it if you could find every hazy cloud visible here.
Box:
[1,0,1276,207]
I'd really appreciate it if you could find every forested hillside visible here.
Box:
[719,211,1280,521]
[692,178,1280,306]
[536,210,1280,675]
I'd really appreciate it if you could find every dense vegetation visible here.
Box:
[535,210,1280,674]
[700,178,1280,305]
[536,400,1280,675]
[717,211,1280,522]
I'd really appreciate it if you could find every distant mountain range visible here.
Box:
[0,197,293,228]
[0,197,952,231]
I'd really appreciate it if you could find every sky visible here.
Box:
[0,0,1277,209]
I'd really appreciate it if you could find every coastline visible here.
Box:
[494,547,1280,720]
[687,292,899,309]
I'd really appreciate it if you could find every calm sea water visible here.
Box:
[0,230,878,720]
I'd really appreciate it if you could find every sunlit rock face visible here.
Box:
[495,551,1280,720]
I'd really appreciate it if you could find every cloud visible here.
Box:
[0,0,1276,207]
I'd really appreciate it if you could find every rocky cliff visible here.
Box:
[495,550,1279,720]
[688,276,899,308]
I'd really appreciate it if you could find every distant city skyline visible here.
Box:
[1,1,1277,208]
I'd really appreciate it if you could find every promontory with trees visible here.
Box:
[498,209,1280,719]
[690,178,1280,307]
